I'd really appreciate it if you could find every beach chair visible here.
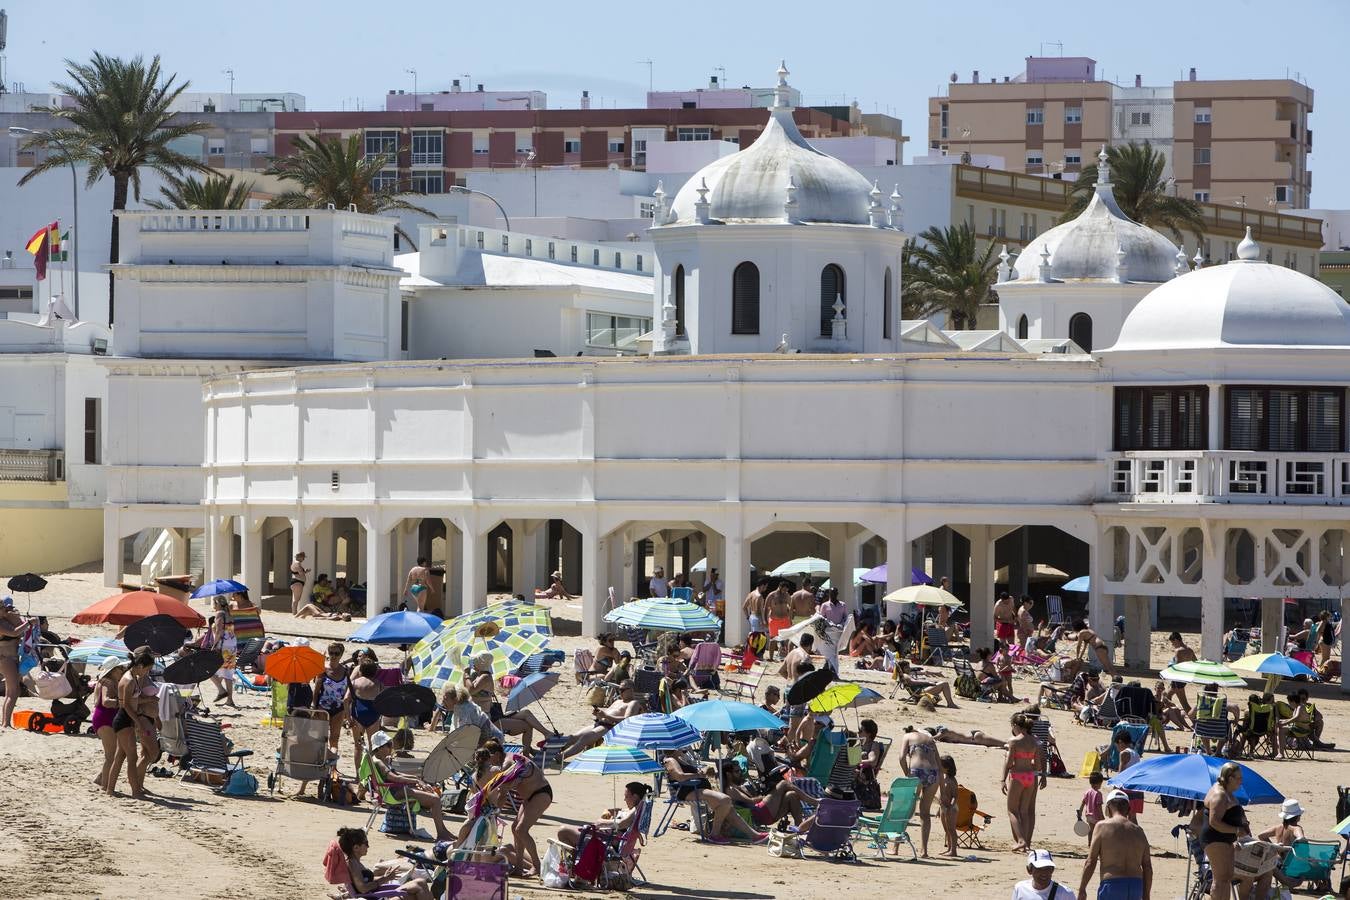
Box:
[633,666,662,712]
[670,586,693,602]
[1223,628,1253,661]
[1046,594,1068,626]
[181,712,254,790]
[954,785,993,849]
[600,799,652,889]
[1238,701,1278,759]
[802,796,860,861]
[1106,722,1149,769]
[688,640,722,690]
[268,708,332,794]
[157,685,188,758]
[922,626,955,665]
[1094,688,1122,728]
[1190,716,1231,756]
[721,662,762,702]
[854,777,919,859]
[573,648,596,684]
[233,669,269,694]
[358,747,421,835]
[806,728,849,786]
[234,636,266,673]
[1280,839,1339,892]
[951,656,996,702]
[652,777,709,839]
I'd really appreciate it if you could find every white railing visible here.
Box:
[0,448,64,482]
[1108,451,1350,503]
[454,224,652,276]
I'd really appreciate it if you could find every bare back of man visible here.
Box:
[790,586,816,620]
[1080,811,1151,899]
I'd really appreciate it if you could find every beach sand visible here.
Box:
[2,568,1345,899]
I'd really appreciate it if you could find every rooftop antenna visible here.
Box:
[636,59,653,92]
[222,67,234,95]
[715,66,727,87]
[0,9,8,95]
[1039,40,1063,56]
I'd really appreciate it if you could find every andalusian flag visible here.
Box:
[25,222,57,281]
[50,229,67,263]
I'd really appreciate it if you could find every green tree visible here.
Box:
[264,133,433,247]
[17,53,211,322]
[900,237,941,320]
[904,224,1000,330]
[147,173,253,210]
[1063,142,1206,243]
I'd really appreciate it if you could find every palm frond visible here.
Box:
[903,224,1000,329]
[1063,142,1206,242]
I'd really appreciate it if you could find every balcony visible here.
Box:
[1107,451,1350,504]
[0,449,65,483]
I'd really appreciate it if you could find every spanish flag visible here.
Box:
[25,221,58,281]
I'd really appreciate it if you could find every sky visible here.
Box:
[3,0,1347,206]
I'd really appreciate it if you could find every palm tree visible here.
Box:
[1063,142,1206,243]
[900,238,941,320]
[147,173,253,210]
[265,133,433,247]
[17,53,211,322]
[904,224,1000,330]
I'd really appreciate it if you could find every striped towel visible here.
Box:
[231,606,265,640]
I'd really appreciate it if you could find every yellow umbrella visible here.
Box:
[882,584,962,607]
[808,682,862,714]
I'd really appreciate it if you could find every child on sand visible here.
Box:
[1077,770,1105,840]
[939,755,959,857]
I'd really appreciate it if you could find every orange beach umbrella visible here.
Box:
[71,590,206,628]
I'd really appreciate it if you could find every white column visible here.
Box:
[102,509,121,588]
[827,524,849,600]
[509,520,528,596]
[1087,521,1111,639]
[1341,595,1350,695]
[1260,597,1282,653]
[724,528,749,647]
[296,519,318,605]
[968,525,994,651]
[205,515,228,581]
[395,520,419,598]
[460,519,486,614]
[445,519,463,616]
[240,518,264,598]
[170,528,189,575]
[581,523,602,637]
[1199,523,1226,662]
[882,523,909,621]
[1123,595,1152,670]
[314,518,336,582]
[355,524,368,587]
[1206,382,1222,450]
[364,524,388,618]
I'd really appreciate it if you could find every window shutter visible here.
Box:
[819,265,843,336]
[732,262,759,335]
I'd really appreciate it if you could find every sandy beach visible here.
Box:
[2,568,1345,900]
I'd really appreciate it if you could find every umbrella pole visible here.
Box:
[1265,673,1279,695]
[538,700,558,734]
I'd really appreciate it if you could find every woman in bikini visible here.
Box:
[205,597,238,708]
[470,741,554,876]
[1072,620,1116,675]
[661,750,766,844]
[92,662,126,788]
[1001,712,1044,852]
[289,551,309,615]
[0,599,35,728]
[467,653,552,750]
[107,650,158,799]
[313,642,350,754]
[348,659,384,771]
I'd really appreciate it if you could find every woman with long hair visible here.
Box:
[107,650,158,799]
[1001,712,1044,852]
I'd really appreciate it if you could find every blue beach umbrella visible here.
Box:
[190,579,249,599]
[605,712,702,751]
[1107,753,1283,805]
[564,745,664,776]
[349,609,440,645]
[604,597,720,633]
[672,699,786,734]
[1062,576,1090,592]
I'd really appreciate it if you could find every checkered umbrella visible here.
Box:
[409,617,551,691]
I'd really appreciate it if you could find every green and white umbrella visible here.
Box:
[409,617,551,691]
[604,596,720,633]
[768,556,831,577]
[443,599,553,637]
[820,568,870,590]
[1160,659,1246,687]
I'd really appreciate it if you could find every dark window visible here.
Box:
[1069,312,1093,352]
[83,397,100,464]
[1114,387,1209,451]
[673,265,686,337]
[400,300,410,352]
[883,268,893,339]
[820,264,845,336]
[732,262,759,335]
[1016,314,1029,340]
[1225,386,1345,452]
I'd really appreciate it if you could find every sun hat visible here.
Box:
[368,731,394,752]
[1026,849,1055,869]
[1280,799,1304,820]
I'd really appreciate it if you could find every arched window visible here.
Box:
[820,264,845,336]
[1016,314,1029,340]
[883,268,893,339]
[1069,312,1093,352]
[732,262,759,335]
[673,265,686,337]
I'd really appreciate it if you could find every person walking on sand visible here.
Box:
[1002,712,1045,852]
[289,551,309,615]
[897,724,942,858]
[1078,790,1151,900]
[994,592,1018,646]
[402,556,432,612]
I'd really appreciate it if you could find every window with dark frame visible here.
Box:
[732,261,759,335]
[1113,386,1208,451]
[1225,386,1345,453]
[84,397,100,464]
[673,265,686,337]
[819,264,845,336]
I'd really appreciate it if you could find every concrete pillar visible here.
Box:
[562,526,583,596]
[355,524,368,588]
[460,519,486,613]
[1260,597,1283,653]
[395,520,419,599]
[508,520,527,596]
[1199,524,1226,662]
[883,523,910,622]
[932,527,952,583]
[581,522,602,637]
[1010,528,1030,598]
[445,519,463,615]
[968,525,994,651]
[1341,596,1350,695]
[724,527,749,646]
[205,514,228,581]
[240,518,265,599]
[364,524,388,618]
[606,528,626,614]
[314,519,336,582]
[1123,595,1152,670]
[1087,522,1111,639]
[517,520,545,596]
[170,528,190,575]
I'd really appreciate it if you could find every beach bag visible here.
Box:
[541,840,570,889]
[1078,750,1101,778]
[584,683,608,707]
[572,827,606,883]
[221,767,258,796]
[954,670,979,700]
[23,665,71,700]
[1047,748,1067,777]
[845,739,863,767]
[768,828,803,858]
[855,769,882,811]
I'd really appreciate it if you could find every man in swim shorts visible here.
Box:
[994,591,1018,645]
[766,580,793,657]
[1078,789,1151,900]
[897,726,942,857]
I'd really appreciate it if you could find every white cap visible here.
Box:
[1026,848,1055,869]
[1106,789,1131,804]
[368,731,393,751]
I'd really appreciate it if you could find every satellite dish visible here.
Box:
[949,72,958,84]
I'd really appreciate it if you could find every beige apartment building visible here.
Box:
[928,57,1314,208]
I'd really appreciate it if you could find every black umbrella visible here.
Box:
[124,614,191,656]
[7,573,47,593]
[372,683,437,719]
[162,649,224,686]
[785,667,836,707]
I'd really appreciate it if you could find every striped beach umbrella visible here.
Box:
[563,745,664,776]
[67,637,130,666]
[1160,659,1247,687]
[768,556,830,577]
[605,712,702,751]
[1228,652,1319,692]
[604,596,720,633]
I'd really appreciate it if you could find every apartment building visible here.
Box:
[928,57,1314,208]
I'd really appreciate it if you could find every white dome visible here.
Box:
[1010,173,1179,284]
[1108,230,1350,352]
[666,107,873,226]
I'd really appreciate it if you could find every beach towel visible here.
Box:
[230,606,265,640]
[322,839,349,884]
[468,752,530,819]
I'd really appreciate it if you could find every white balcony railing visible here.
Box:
[1107,451,1350,503]
[0,448,65,482]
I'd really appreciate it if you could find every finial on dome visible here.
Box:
[653,180,665,202]
[652,179,667,224]
[1114,242,1128,283]
[694,177,711,225]
[1174,245,1189,277]
[1235,226,1260,261]
[773,60,793,109]
[868,180,886,227]
[784,174,799,224]
[1038,244,1053,283]
[1193,247,1205,269]
[1096,145,1111,186]
[997,244,1011,283]
[888,184,903,229]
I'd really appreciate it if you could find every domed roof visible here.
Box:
[665,64,875,227]
[1009,149,1179,283]
[1107,229,1350,352]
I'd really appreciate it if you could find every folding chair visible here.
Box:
[573,648,596,684]
[1190,717,1231,756]
[1106,722,1148,769]
[688,641,722,691]
[951,656,997,702]
[954,785,994,849]
[854,776,919,859]
[1279,839,1339,893]
[601,799,652,889]
[181,712,254,790]
[358,738,421,835]
[721,662,763,702]
[652,777,708,839]
[802,796,860,861]
[922,626,954,665]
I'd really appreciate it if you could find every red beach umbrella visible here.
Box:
[71,590,207,628]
